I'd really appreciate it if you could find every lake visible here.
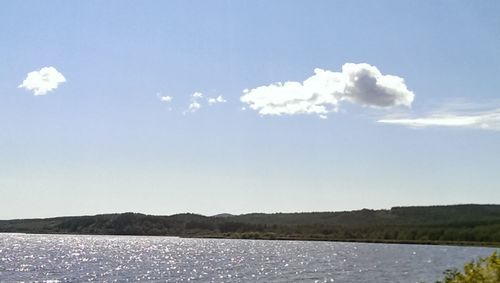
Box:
[0,233,497,282]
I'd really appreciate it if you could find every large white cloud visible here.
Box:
[240,63,414,118]
[378,109,500,131]
[342,63,414,107]
[18,66,66,96]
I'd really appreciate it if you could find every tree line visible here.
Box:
[1,204,499,246]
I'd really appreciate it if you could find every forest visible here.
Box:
[1,204,499,246]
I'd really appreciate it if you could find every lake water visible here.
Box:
[0,233,497,282]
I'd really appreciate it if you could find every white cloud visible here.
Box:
[186,92,203,113]
[378,109,500,131]
[342,63,414,107]
[160,95,173,103]
[188,101,201,112]
[240,63,414,118]
[208,95,227,105]
[155,93,173,111]
[18,66,66,96]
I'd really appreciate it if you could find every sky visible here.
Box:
[1,1,500,219]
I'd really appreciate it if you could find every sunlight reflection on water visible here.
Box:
[0,233,497,282]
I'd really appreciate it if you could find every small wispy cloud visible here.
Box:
[240,63,414,119]
[156,93,173,111]
[378,109,500,131]
[160,95,173,103]
[185,92,204,113]
[207,95,227,106]
[156,92,173,102]
[18,66,66,96]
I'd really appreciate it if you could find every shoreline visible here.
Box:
[187,234,500,248]
[2,205,499,248]
[2,231,499,248]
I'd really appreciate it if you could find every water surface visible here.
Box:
[0,233,497,282]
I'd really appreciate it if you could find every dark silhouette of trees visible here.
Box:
[1,204,499,245]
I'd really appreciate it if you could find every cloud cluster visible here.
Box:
[378,109,500,131]
[208,95,227,105]
[18,63,495,132]
[18,67,66,95]
[183,92,228,113]
[240,63,414,118]
[186,92,203,113]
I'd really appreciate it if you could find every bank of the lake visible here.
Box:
[189,234,500,248]
[1,204,499,248]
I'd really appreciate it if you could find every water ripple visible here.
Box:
[0,233,496,282]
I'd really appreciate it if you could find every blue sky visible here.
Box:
[1,1,499,219]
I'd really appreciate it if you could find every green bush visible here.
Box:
[438,252,500,283]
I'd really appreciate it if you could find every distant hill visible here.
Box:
[1,204,499,246]
[211,213,235,218]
